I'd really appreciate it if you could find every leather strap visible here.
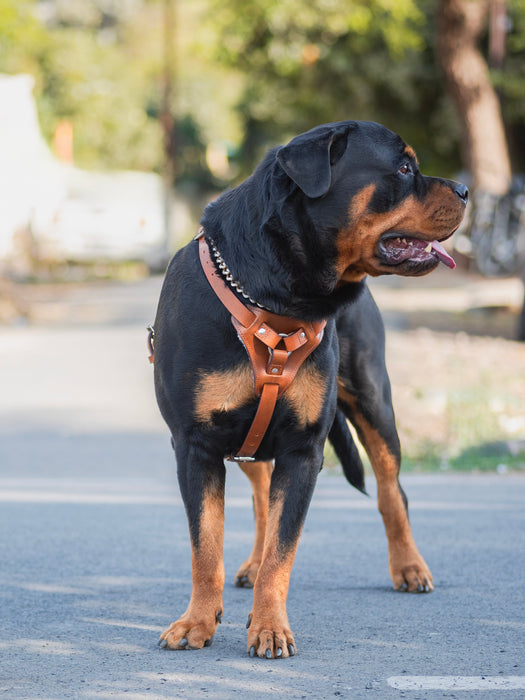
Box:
[146,325,155,364]
[199,235,326,460]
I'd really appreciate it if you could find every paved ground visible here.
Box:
[1,276,525,699]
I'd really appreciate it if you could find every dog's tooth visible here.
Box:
[402,237,407,244]
[425,242,432,253]
[408,241,413,246]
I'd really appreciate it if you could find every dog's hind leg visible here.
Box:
[337,380,433,592]
[158,444,226,650]
[234,461,273,588]
[336,293,433,593]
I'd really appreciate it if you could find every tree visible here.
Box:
[207,0,525,183]
[207,0,463,176]
[436,0,511,195]
[0,0,164,172]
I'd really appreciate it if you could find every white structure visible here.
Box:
[0,74,174,268]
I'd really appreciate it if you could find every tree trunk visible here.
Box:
[437,0,511,195]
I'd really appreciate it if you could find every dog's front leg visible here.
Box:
[246,450,321,659]
[159,446,225,650]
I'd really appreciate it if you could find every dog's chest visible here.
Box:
[193,361,327,429]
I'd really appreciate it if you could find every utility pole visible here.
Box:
[161,0,175,255]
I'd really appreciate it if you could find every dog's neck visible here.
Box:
[200,169,366,321]
[206,233,272,313]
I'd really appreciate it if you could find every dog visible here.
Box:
[152,121,467,659]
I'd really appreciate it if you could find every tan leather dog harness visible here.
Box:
[198,235,326,461]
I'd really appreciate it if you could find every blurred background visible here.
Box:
[0,0,524,475]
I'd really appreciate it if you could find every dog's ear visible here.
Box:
[276,123,352,198]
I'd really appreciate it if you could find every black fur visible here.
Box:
[152,120,467,655]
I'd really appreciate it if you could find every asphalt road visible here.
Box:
[1,277,524,699]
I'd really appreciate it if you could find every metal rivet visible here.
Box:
[259,328,266,334]
[271,368,279,374]
[300,332,306,339]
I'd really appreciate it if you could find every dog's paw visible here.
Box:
[391,556,434,593]
[246,612,296,659]
[234,559,260,588]
[158,608,222,650]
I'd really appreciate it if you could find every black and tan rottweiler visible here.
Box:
[152,121,467,659]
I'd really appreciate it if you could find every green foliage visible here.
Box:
[1,0,525,180]
[169,115,217,191]
[205,0,461,175]
[36,27,163,171]
[0,0,46,72]
[207,0,525,177]
[0,0,163,172]
[492,0,525,168]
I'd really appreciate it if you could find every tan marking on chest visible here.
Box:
[284,365,327,428]
[195,362,326,428]
[194,364,255,423]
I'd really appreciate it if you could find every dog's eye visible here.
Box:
[398,162,412,175]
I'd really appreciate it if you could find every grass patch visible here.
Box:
[324,431,525,476]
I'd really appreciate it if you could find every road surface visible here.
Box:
[0,277,524,699]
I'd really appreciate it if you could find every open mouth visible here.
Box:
[377,235,456,270]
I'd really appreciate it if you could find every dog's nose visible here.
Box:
[454,183,469,203]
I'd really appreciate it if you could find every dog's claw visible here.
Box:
[216,609,223,624]
[265,649,272,659]
[179,637,188,648]
[204,638,213,647]
[246,614,252,629]
[249,646,256,658]
[288,644,295,657]
[158,639,167,649]
[276,647,283,658]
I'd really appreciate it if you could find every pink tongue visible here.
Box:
[431,240,456,269]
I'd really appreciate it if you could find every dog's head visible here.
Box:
[276,121,467,282]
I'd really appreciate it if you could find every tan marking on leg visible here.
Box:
[235,461,273,588]
[194,364,255,423]
[338,386,433,592]
[247,490,299,658]
[284,365,327,427]
[159,488,225,649]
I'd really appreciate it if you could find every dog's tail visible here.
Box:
[328,409,368,495]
